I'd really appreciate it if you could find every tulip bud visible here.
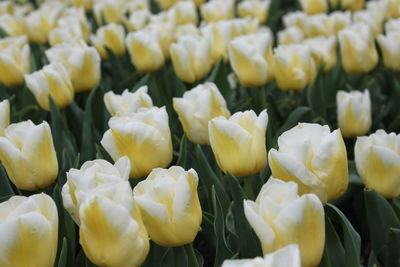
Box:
[173,82,230,145]
[304,36,337,71]
[244,178,325,267]
[0,99,10,136]
[104,86,153,116]
[126,29,165,73]
[93,0,124,25]
[0,35,30,87]
[46,41,101,92]
[170,35,212,83]
[0,194,58,267]
[200,0,235,23]
[134,166,202,246]
[269,123,348,203]
[329,11,351,35]
[170,1,198,25]
[101,107,173,178]
[209,109,268,177]
[274,44,317,91]
[222,244,301,267]
[278,26,304,45]
[0,121,58,190]
[24,5,62,43]
[377,31,400,71]
[337,90,371,138]
[300,0,328,15]
[338,23,378,74]
[229,33,274,87]
[24,63,74,111]
[355,130,400,198]
[238,0,271,24]
[91,23,125,60]
[0,14,26,37]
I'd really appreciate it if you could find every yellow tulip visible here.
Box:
[305,14,331,38]
[91,23,125,60]
[355,130,400,198]
[338,23,378,74]
[300,0,328,15]
[377,31,400,71]
[385,18,400,33]
[0,194,58,267]
[385,0,400,19]
[200,21,232,63]
[57,6,91,42]
[0,99,9,136]
[48,25,85,47]
[282,11,308,32]
[173,82,230,145]
[329,11,352,35]
[0,35,30,87]
[101,107,173,178]
[238,0,271,24]
[171,1,198,25]
[278,26,304,45]
[209,109,268,177]
[126,29,165,73]
[145,22,174,60]
[244,178,325,267]
[337,90,371,138]
[0,14,26,37]
[200,0,235,23]
[354,10,384,36]
[24,63,75,111]
[71,0,93,11]
[341,0,364,11]
[134,166,202,246]
[268,123,348,203]
[274,44,317,91]
[124,9,151,32]
[229,32,274,87]
[93,0,124,25]
[304,36,337,71]
[45,41,101,92]
[0,120,58,190]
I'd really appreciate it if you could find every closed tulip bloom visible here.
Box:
[124,9,151,32]
[104,86,153,116]
[46,41,101,92]
[229,33,274,87]
[173,82,230,145]
[283,11,308,32]
[48,25,84,47]
[170,1,198,25]
[200,0,235,23]
[329,11,352,35]
[278,26,304,45]
[126,30,165,73]
[93,0,124,25]
[377,31,400,71]
[354,10,384,36]
[24,63,74,111]
[340,0,364,11]
[57,7,91,42]
[222,244,301,267]
[244,178,325,267]
[134,166,202,246]
[170,35,212,83]
[305,14,331,38]
[0,194,58,267]
[91,23,125,60]
[209,109,268,177]
[101,107,173,178]
[0,121,58,190]
[355,130,400,198]
[274,44,316,91]
[385,18,400,33]
[339,23,378,74]
[304,36,337,71]
[300,0,328,15]
[0,14,26,37]
[145,22,174,59]
[24,6,62,43]
[269,123,348,203]
[238,0,271,24]
[200,21,232,63]
[230,17,259,38]
[0,99,9,136]
[337,90,371,138]
[385,0,400,19]
[0,35,30,87]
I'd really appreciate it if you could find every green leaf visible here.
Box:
[319,216,345,267]
[176,135,188,168]
[57,238,68,267]
[0,163,14,203]
[386,228,400,267]
[184,244,200,267]
[49,97,65,160]
[80,86,98,163]
[207,60,230,99]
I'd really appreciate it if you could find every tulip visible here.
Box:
[124,9,151,32]
[93,0,124,25]
[200,0,235,23]
[338,23,378,74]
[126,29,165,73]
[156,0,179,10]
[200,21,232,63]
[229,33,274,87]
[354,10,384,36]
[170,35,212,83]
[238,0,271,24]
[48,25,85,47]
[0,99,9,136]
[46,41,101,92]
[104,86,153,116]
[91,23,125,60]
[274,44,317,91]
[305,14,331,38]
[170,1,198,25]
[145,22,174,60]
[0,35,30,87]
[173,82,230,145]
[355,130,400,198]
[0,1,13,15]
[24,63,74,111]
[278,26,304,45]
[0,194,58,267]
[0,14,26,37]
[340,0,364,11]
[385,18,400,33]
[57,7,91,42]
[101,107,173,178]
[269,123,348,203]
[174,24,201,40]
[222,244,301,267]
[209,109,268,177]
[304,36,337,71]
[329,11,352,35]
[385,0,400,19]
[282,11,308,32]
[337,90,371,138]
[134,166,202,246]
[377,31,400,71]
[300,0,328,15]
[244,178,325,267]
[0,120,58,190]
[230,17,259,38]
[71,0,93,11]
[124,0,149,12]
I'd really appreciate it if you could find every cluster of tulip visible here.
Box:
[0,0,399,266]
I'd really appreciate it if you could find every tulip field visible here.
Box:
[1,0,400,266]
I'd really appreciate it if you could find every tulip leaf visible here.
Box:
[326,203,361,267]
[176,135,188,168]
[0,163,14,203]
[57,238,68,267]
[319,215,345,267]
[207,60,231,99]
[184,244,201,267]
[131,74,150,92]
[80,86,98,163]
[386,228,400,267]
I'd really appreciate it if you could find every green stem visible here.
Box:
[243,176,255,200]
